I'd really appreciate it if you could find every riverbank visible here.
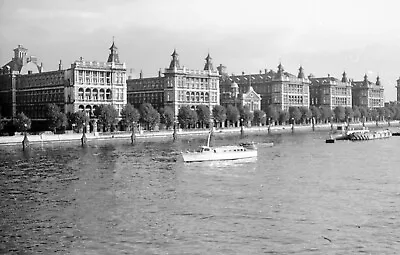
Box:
[0,121,399,146]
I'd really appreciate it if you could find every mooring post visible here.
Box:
[81,128,87,147]
[173,121,178,142]
[131,121,136,144]
[22,131,30,151]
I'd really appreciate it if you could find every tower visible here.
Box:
[341,71,348,83]
[107,39,120,63]
[298,66,305,79]
[204,53,214,71]
[169,49,180,69]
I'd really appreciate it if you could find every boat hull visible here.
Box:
[182,150,257,162]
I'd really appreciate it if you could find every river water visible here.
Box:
[1,131,400,254]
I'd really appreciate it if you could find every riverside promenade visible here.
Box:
[0,121,398,146]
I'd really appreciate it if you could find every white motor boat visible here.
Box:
[181,131,258,163]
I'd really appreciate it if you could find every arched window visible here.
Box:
[186,92,190,102]
[106,89,111,100]
[200,92,204,102]
[85,88,91,101]
[85,105,92,116]
[78,88,84,100]
[93,89,98,101]
[99,89,105,100]
[205,92,209,102]
[191,92,195,102]
[196,92,200,102]
[79,105,85,111]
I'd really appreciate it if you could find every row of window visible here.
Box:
[17,75,65,89]
[16,89,64,104]
[77,88,112,101]
[77,104,123,116]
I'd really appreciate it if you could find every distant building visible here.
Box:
[0,45,45,118]
[219,64,310,112]
[352,74,384,108]
[396,77,400,103]
[309,72,352,109]
[218,66,261,112]
[126,50,220,117]
[0,42,127,119]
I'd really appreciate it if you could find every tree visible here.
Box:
[178,106,197,129]
[139,103,160,130]
[159,106,175,130]
[196,105,211,128]
[299,106,312,124]
[94,104,119,132]
[377,107,385,121]
[70,111,90,132]
[239,105,253,125]
[278,109,289,125]
[359,107,368,121]
[253,109,266,126]
[353,106,361,122]
[0,113,4,132]
[45,103,67,133]
[265,105,279,124]
[121,103,140,130]
[320,106,333,123]
[344,106,354,123]
[212,105,226,127]
[226,105,239,126]
[369,108,379,121]
[288,106,301,124]
[333,106,345,122]
[310,106,321,123]
[384,107,394,122]
[15,112,31,132]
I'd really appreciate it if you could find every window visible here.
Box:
[85,88,91,100]
[106,89,111,100]
[78,88,84,100]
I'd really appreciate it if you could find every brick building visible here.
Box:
[309,72,352,109]
[127,50,220,117]
[352,74,384,108]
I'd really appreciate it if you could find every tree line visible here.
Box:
[1,103,400,135]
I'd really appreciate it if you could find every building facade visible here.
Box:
[0,42,127,120]
[0,45,44,118]
[352,74,384,108]
[67,42,127,117]
[219,64,310,112]
[127,50,220,117]
[309,72,352,109]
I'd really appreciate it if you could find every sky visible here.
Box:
[1,0,400,101]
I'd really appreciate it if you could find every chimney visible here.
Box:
[242,71,245,75]
[265,69,267,74]
[158,68,162,77]
[140,70,143,79]
[58,60,63,70]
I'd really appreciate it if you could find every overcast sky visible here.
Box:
[1,0,400,101]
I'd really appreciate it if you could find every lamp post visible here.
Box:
[81,121,87,147]
[291,117,295,132]
[22,123,29,151]
[240,118,244,137]
[312,117,315,131]
[173,118,178,142]
[268,117,271,134]
[131,121,136,144]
